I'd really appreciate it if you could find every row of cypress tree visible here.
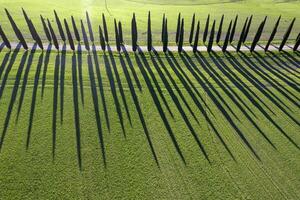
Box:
[0,9,299,53]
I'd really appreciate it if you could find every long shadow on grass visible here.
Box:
[118,51,159,166]
[0,44,21,100]
[77,44,84,106]
[16,44,37,122]
[87,53,106,167]
[209,52,276,149]
[72,53,82,170]
[91,45,110,132]
[41,44,52,99]
[107,45,132,127]
[26,52,44,149]
[181,51,261,160]
[0,43,5,52]
[52,52,60,158]
[133,48,186,164]
[0,51,11,80]
[227,53,300,149]
[102,46,126,136]
[60,44,67,124]
[0,50,28,151]
[146,50,211,162]
[154,51,235,160]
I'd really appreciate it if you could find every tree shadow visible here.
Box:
[0,50,28,151]
[133,48,186,164]
[26,52,44,149]
[41,44,52,99]
[181,51,261,160]
[91,45,110,132]
[0,51,11,80]
[87,53,106,167]
[72,53,82,170]
[0,44,21,100]
[16,44,38,122]
[77,44,84,106]
[107,45,132,127]
[60,44,67,124]
[102,46,126,136]
[0,43,5,52]
[118,50,159,166]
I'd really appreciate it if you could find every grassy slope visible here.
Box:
[0,47,299,199]
[0,0,299,44]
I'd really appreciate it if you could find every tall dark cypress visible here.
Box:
[293,33,300,51]
[250,16,267,52]
[80,19,90,51]
[86,11,94,43]
[22,8,35,40]
[102,13,109,42]
[236,17,248,52]
[207,20,216,53]
[0,25,11,49]
[161,13,165,42]
[29,20,43,49]
[243,15,252,43]
[163,18,168,52]
[178,19,184,53]
[189,13,196,44]
[176,13,181,44]
[40,15,52,42]
[64,19,75,51]
[54,10,66,42]
[203,14,210,43]
[147,11,152,51]
[47,19,59,50]
[118,21,123,44]
[229,15,238,43]
[131,13,138,51]
[265,15,281,51]
[222,20,232,52]
[216,14,224,44]
[71,16,80,42]
[193,21,200,53]
[114,19,120,52]
[99,25,106,51]
[5,9,28,49]
[279,18,295,51]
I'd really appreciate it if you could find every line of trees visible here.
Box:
[0,9,299,53]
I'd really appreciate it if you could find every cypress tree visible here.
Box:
[40,15,52,42]
[71,16,80,42]
[207,20,216,53]
[54,10,66,42]
[161,13,165,42]
[203,14,210,43]
[114,19,120,52]
[250,16,267,52]
[118,21,123,44]
[99,25,106,51]
[147,11,152,51]
[47,19,59,50]
[229,15,238,43]
[265,15,281,51]
[5,8,28,50]
[216,14,224,44]
[243,15,253,43]
[236,17,248,52]
[293,33,300,51]
[29,20,43,49]
[64,19,75,51]
[22,8,35,40]
[178,18,184,53]
[0,25,11,49]
[279,18,295,51]
[176,13,181,44]
[163,18,168,53]
[131,13,138,51]
[86,11,94,43]
[102,13,109,42]
[80,19,90,51]
[193,21,200,53]
[222,20,232,52]
[189,13,196,44]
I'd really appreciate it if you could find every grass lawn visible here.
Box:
[0,0,299,45]
[0,46,299,199]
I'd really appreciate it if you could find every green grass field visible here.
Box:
[0,0,300,44]
[0,45,299,198]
